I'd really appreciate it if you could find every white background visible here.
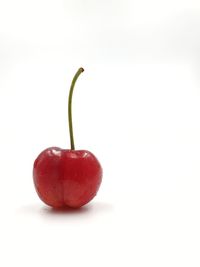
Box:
[0,0,200,266]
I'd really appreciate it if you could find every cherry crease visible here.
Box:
[33,68,103,208]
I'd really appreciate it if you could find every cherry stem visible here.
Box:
[68,67,84,150]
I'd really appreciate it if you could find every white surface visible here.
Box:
[0,0,200,266]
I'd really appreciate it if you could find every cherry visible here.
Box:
[33,68,103,208]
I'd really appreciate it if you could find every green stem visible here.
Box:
[68,67,84,150]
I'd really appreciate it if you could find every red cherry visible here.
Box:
[33,148,102,208]
[33,68,103,208]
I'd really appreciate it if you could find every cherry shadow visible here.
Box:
[42,205,91,215]
[40,201,113,218]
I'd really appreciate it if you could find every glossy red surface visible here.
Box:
[33,147,102,208]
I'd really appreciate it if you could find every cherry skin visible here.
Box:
[33,147,102,208]
[33,67,103,208]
